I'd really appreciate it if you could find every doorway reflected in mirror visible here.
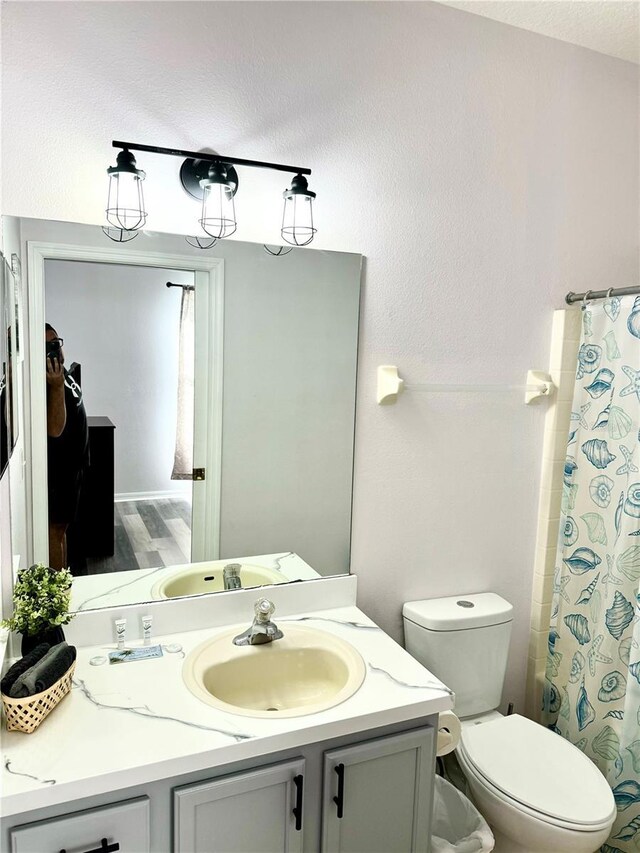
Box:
[45,260,196,576]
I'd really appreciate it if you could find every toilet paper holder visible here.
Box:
[436,711,461,757]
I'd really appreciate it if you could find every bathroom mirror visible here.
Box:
[7,216,361,612]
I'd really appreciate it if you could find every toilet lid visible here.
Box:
[460,714,615,828]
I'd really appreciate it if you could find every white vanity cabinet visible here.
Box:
[9,797,150,853]
[173,726,435,853]
[2,722,439,853]
[321,729,434,853]
[174,759,306,853]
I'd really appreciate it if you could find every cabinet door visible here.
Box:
[174,758,306,853]
[10,796,150,853]
[321,727,435,853]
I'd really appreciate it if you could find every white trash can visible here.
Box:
[431,776,495,853]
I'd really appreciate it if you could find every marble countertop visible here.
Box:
[1,605,453,818]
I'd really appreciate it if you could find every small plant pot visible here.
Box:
[21,625,66,656]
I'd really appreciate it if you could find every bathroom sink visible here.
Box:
[152,561,285,599]
[183,624,366,717]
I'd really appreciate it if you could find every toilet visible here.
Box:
[403,593,616,853]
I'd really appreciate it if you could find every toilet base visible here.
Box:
[490,824,604,853]
[491,825,532,852]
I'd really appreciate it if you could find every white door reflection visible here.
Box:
[45,260,197,575]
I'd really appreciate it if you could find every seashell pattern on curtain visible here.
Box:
[543,295,640,852]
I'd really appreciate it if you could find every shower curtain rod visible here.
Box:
[166,281,195,291]
[565,285,640,304]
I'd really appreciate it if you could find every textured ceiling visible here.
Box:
[440,1,639,63]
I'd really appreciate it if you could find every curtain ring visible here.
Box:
[582,290,593,307]
[606,288,614,299]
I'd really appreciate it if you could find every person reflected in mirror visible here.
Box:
[45,323,89,571]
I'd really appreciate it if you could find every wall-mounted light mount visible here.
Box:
[105,140,315,249]
[180,158,239,201]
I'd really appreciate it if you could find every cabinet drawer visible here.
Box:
[10,796,150,853]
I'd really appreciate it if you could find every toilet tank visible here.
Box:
[403,593,513,718]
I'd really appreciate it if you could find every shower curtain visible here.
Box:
[543,295,640,852]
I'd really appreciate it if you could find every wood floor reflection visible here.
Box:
[86,498,192,575]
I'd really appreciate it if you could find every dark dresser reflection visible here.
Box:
[68,416,115,575]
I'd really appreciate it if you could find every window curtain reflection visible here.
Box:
[171,286,195,480]
[542,295,640,852]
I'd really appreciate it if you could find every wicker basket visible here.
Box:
[2,661,76,734]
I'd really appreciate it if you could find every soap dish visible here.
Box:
[2,661,76,734]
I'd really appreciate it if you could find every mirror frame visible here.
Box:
[27,241,224,568]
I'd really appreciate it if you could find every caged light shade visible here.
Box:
[199,162,237,239]
[281,174,316,246]
[105,149,147,231]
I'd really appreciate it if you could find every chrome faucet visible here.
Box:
[233,599,284,646]
[223,563,242,590]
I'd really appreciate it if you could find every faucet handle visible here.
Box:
[254,598,276,622]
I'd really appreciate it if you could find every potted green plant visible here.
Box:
[1,564,74,655]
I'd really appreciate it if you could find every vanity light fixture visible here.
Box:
[281,174,316,246]
[105,149,147,232]
[103,141,317,247]
[199,162,237,239]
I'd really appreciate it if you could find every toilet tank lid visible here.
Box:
[403,593,513,631]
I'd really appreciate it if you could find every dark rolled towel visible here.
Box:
[1,643,51,696]
[8,642,77,699]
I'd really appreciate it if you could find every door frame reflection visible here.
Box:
[27,241,224,572]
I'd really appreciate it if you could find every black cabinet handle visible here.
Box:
[292,774,304,831]
[60,839,120,853]
[333,763,345,819]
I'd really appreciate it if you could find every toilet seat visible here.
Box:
[458,714,615,832]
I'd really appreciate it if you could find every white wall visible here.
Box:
[44,260,193,498]
[2,1,638,711]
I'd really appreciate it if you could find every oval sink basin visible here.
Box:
[183,624,366,717]
[152,562,285,599]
